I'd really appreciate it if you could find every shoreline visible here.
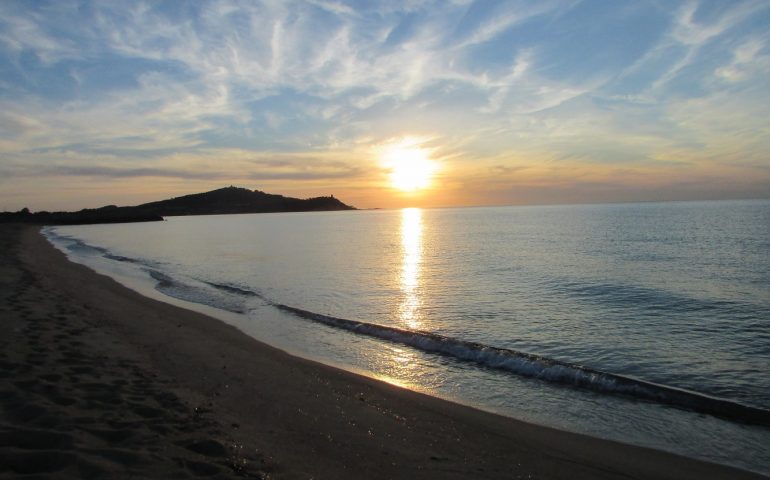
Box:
[1,224,766,479]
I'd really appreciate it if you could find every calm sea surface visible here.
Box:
[46,200,770,474]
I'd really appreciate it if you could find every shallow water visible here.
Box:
[46,200,770,474]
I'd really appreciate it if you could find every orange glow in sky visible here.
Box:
[1,2,769,212]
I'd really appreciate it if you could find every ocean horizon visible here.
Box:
[45,199,770,475]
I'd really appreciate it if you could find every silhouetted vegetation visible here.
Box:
[1,187,355,225]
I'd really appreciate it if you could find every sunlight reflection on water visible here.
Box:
[399,208,423,330]
[47,201,770,475]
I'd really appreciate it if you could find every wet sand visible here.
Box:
[0,224,765,479]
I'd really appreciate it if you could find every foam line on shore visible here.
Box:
[206,277,770,427]
[41,227,770,428]
[35,225,770,478]
[270,303,770,426]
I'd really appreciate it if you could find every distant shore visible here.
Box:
[0,186,355,225]
[0,224,765,479]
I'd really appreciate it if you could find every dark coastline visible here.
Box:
[0,186,355,226]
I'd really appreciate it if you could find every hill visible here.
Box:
[136,186,354,216]
[1,187,356,225]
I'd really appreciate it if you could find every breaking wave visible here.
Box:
[202,281,770,426]
[43,225,770,428]
[271,303,770,426]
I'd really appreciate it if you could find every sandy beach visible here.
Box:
[0,224,765,480]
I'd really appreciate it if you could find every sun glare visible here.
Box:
[380,141,437,192]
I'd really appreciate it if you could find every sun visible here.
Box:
[380,140,438,192]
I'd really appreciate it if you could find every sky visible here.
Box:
[1,0,769,211]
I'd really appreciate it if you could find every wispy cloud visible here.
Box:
[1,0,768,210]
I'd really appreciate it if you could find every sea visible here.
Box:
[43,200,770,475]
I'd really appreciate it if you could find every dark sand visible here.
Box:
[0,224,765,479]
